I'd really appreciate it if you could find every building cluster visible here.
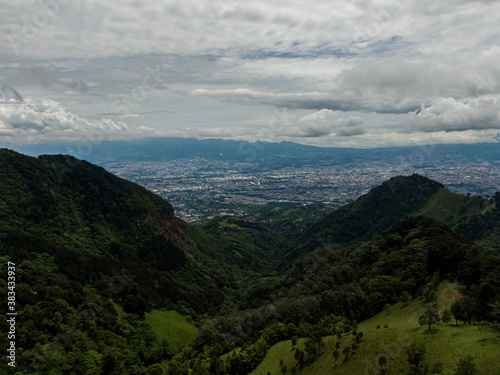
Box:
[102,156,499,223]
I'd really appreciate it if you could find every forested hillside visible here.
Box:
[0,149,498,375]
[0,149,281,374]
[0,149,231,314]
[287,174,444,260]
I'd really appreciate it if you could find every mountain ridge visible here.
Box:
[287,174,444,260]
[1,149,499,374]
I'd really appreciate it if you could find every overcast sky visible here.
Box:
[0,0,499,148]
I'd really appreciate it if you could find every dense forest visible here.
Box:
[0,149,499,374]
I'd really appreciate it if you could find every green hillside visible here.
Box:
[417,187,494,223]
[190,202,332,239]
[250,283,500,375]
[144,310,198,355]
[414,187,500,256]
[233,203,332,240]
[0,150,287,374]
[288,174,444,261]
[452,196,500,256]
[193,216,500,375]
[289,175,499,262]
[0,149,229,315]
[203,216,288,272]
[1,150,498,375]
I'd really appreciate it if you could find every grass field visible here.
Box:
[416,188,495,224]
[249,282,500,375]
[144,309,199,354]
[111,301,126,321]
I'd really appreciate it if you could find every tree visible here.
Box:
[451,300,466,325]
[441,309,452,323]
[377,355,389,374]
[333,349,339,363]
[102,348,125,375]
[336,330,342,340]
[488,299,500,322]
[424,288,437,303]
[451,296,477,325]
[407,341,426,375]
[342,346,351,361]
[84,350,103,370]
[400,291,411,307]
[419,305,440,331]
[191,360,211,375]
[476,283,495,321]
[281,364,287,374]
[291,336,298,349]
[304,338,318,360]
[167,360,188,375]
[455,355,477,375]
[431,361,444,374]
[294,348,305,367]
[147,363,167,375]
[461,296,477,324]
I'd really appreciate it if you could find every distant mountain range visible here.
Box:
[7,137,500,166]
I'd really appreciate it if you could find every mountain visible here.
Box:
[203,216,288,272]
[249,282,500,375]
[0,149,290,373]
[10,138,500,166]
[0,149,189,252]
[1,149,498,374]
[196,216,500,374]
[288,174,499,261]
[451,192,500,255]
[287,174,444,260]
[0,149,271,317]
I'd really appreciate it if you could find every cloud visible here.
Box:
[190,50,500,116]
[186,109,365,141]
[0,98,155,143]
[403,96,500,133]
[0,85,24,103]
[281,109,366,137]
[191,88,357,111]
[1,0,500,147]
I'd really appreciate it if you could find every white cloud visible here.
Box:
[1,0,500,147]
[403,96,500,133]
[0,98,155,143]
[278,109,366,138]
[191,88,339,109]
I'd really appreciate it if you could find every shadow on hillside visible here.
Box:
[423,328,439,335]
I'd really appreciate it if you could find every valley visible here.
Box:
[0,147,499,375]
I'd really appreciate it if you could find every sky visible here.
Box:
[0,0,499,149]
